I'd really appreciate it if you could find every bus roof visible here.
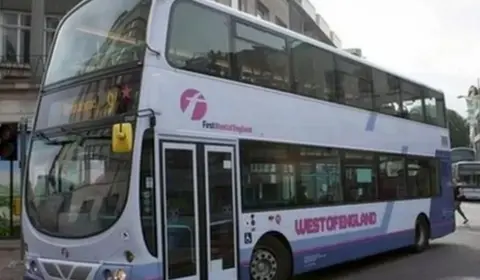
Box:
[200,0,444,95]
[451,147,475,151]
[456,161,480,165]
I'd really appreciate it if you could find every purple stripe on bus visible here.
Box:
[365,112,378,131]
[239,202,394,263]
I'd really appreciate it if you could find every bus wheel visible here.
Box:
[250,236,292,280]
[412,216,430,253]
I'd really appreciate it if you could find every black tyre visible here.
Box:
[412,217,430,253]
[250,236,292,280]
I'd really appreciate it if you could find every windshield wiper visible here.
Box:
[60,127,111,146]
[35,132,49,141]
[60,127,84,138]
[35,132,55,143]
[35,131,75,145]
[59,127,90,146]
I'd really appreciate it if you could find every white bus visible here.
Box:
[451,147,475,164]
[452,161,480,200]
[23,0,455,280]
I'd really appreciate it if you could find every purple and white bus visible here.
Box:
[22,0,455,279]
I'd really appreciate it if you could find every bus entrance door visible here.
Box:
[161,142,238,280]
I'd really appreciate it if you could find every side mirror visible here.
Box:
[112,123,133,153]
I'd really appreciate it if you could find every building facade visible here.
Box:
[465,85,480,157]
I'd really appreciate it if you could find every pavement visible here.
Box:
[0,247,22,280]
[2,203,480,280]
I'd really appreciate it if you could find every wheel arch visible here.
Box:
[252,231,294,276]
[416,212,431,238]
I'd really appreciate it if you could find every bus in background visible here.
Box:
[451,147,475,164]
[452,161,480,200]
[22,0,455,280]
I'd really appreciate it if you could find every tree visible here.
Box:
[447,109,469,148]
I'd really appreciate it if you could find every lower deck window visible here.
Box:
[240,140,442,211]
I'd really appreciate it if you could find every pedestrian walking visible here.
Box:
[454,185,469,224]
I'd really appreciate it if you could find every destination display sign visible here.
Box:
[36,70,141,129]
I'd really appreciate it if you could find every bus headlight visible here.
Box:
[114,269,127,280]
[103,269,127,280]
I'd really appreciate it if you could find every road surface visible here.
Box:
[2,203,480,280]
[0,249,22,280]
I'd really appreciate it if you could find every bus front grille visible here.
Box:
[39,259,97,280]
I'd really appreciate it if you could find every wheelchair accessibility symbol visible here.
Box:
[244,232,252,244]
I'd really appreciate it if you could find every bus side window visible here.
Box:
[342,151,376,203]
[373,70,402,117]
[166,2,231,78]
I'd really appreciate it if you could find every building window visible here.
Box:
[44,16,61,56]
[255,0,269,21]
[0,11,31,63]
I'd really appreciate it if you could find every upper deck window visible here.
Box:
[372,70,401,116]
[335,58,373,110]
[165,0,448,128]
[424,89,447,127]
[400,80,425,122]
[44,0,151,85]
[291,40,335,100]
[167,1,231,78]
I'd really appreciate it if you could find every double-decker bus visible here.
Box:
[22,0,455,279]
[452,161,480,200]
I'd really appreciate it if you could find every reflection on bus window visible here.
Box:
[45,0,151,85]
[26,126,134,238]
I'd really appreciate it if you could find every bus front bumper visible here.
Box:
[23,256,131,280]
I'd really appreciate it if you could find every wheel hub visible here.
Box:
[251,249,278,280]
